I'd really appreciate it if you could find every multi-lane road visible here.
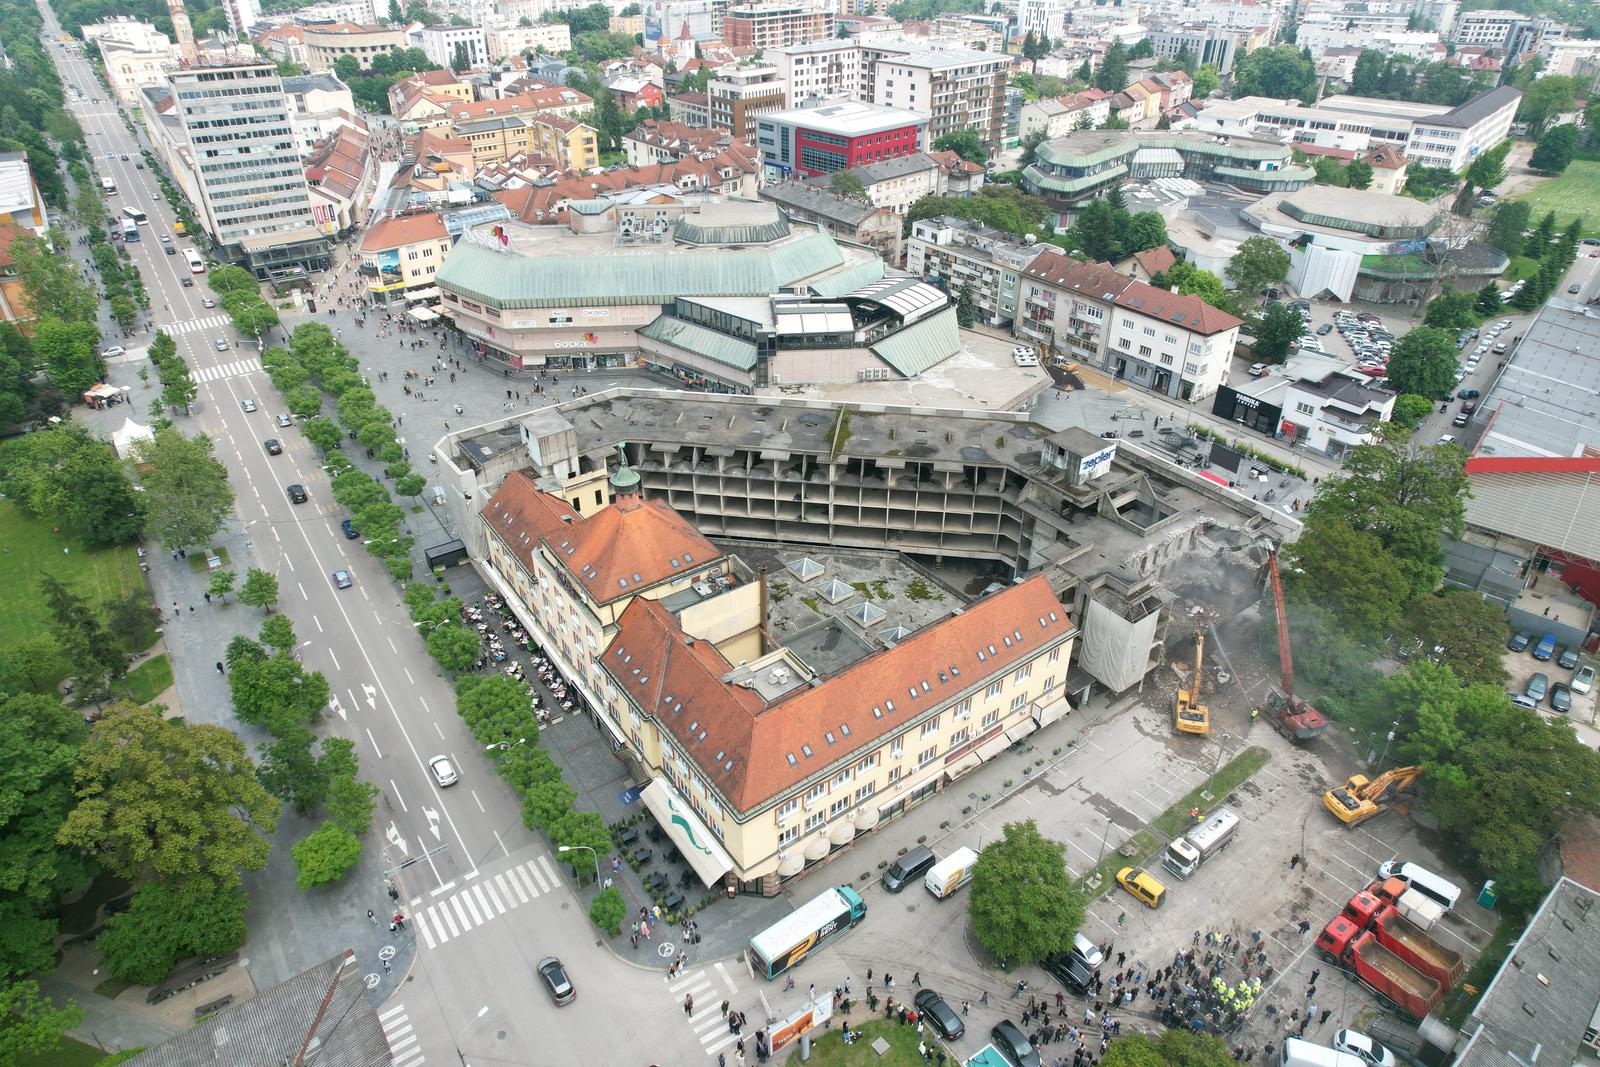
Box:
[40,15,705,1065]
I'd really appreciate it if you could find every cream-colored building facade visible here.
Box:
[481,457,1076,893]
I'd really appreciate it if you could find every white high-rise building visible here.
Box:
[220,0,261,39]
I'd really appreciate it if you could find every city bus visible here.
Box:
[100,176,116,195]
[183,248,205,274]
[121,206,148,226]
[747,885,866,979]
[120,219,139,243]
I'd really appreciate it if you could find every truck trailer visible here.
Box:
[1161,806,1240,879]
[1315,918,1442,1020]
[1342,890,1464,989]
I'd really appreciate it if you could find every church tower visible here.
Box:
[169,0,198,65]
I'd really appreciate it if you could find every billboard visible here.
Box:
[375,248,403,291]
[643,0,663,42]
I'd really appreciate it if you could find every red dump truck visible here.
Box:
[1315,916,1443,1020]
[1342,889,1465,989]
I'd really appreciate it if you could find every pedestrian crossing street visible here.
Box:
[414,855,563,950]
[379,1003,424,1067]
[193,358,262,384]
[164,314,232,336]
[669,962,746,1059]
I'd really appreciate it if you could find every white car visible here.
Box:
[100,346,126,359]
[1497,319,1512,329]
[1438,434,1457,445]
[429,754,459,787]
[1333,1029,1398,1067]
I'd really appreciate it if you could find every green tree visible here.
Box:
[1517,74,1581,133]
[1125,211,1166,253]
[427,622,482,672]
[1389,393,1434,430]
[1384,326,1459,401]
[1395,588,1509,688]
[1283,522,1411,643]
[1345,159,1374,190]
[1249,302,1304,365]
[304,416,344,454]
[259,614,295,653]
[39,574,125,700]
[0,639,63,695]
[1233,44,1315,100]
[1474,282,1504,314]
[34,318,102,394]
[57,704,280,892]
[108,296,137,333]
[1191,64,1219,98]
[94,884,248,985]
[932,128,986,164]
[588,885,627,935]
[969,820,1082,965]
[956,281,977,326]
[550,810,612,883]
[327,771,378,837]
[1129,37,1153,60]
[828,170,867,200]
[0,694,92,978]
[207,569,237,604]
[1067,197,1128,261]
[1529,123,1578,174]
[238,567,280,612]
[0,425,144,545]
[1485,200,1530,258]
[1422,287,1477,331]
[1156,259,1234,312]
[104,590,161,653]
[1351,50,1385,96]
[0,979,85,1061]
[228,649,328,733]
[1463,138,1509,192]
[207,265,258,295]
[292,822,364,890]
[1094,41,1129,92]
[1224,236,1290,299]
[10,233,98,323]
[221,291,280,341]
[1018,129,1048,169]
[457,674,539,746]
[129,428,236,551]
[523,778,578,830]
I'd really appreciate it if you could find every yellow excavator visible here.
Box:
[1323,765,1423,827]
[1174,630,1211,735]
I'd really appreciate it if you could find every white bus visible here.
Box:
[121,205,147,226]
[101,176,116,195]
[183,248,205,274]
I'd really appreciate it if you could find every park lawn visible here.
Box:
[1518,161,1600,239]
[15,1034,112,1067]
[0,500,144,651]
[116,653,173,704]
[787,1018,949,1066]
[1504,255,1540,282]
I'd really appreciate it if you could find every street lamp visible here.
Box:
[453,1005,489,1067]
[558,844,601,886]
[485,738,527,752]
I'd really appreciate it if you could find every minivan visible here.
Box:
[882,845,936,893]
[1375,861,1461,912]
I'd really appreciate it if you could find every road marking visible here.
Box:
[434,721,446,740]
[439,901,462,939]
[450,893,473,931]
[501,869,528,904]
[419,696,431,715]
[388,636,397,653]
[516,864,541,899]
[313,615,322,633]
[378,1006,426,1067]
[366,731,383,758]
[430,880,458,897]
[480,880,505,915]
[538,854,561,887]
[297,582,307,600]
[329,648,341,671]
[404,667,415,684]
[492,829,510,858]
[714,961,739,994]
[283,553,295,573]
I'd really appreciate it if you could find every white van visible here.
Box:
[1280,1038,1367,1067]
[1377,861,1461,912]
[924,846,979,899]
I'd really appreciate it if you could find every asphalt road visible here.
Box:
[40,21,701,1067]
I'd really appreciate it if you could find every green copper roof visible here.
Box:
[808,257,886,298]
[870,307,960,377]
[438,232,846,309]
[638,315,759,371]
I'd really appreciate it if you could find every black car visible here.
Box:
[181,277,194,287]
[286,484,307,504]
[164,244,176,255]
[263,438,282,455]
[1507,629,1533,653]
[1042,951,1094,994]
[1559,645,1580,670]
[1458,388,1481,400]
[990,1020,1041,1067]
[882,845,936,893]
[913,989,964,1040]
[537,955,575,1005]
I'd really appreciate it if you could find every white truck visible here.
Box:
[924,846,979,900]
[1161,806,1240,879]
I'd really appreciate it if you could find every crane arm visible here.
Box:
[1192,630,1205,688]
[1268,549,1295,699]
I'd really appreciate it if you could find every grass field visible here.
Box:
[1518,161,1600,238]
[785,1018,946,1065]
[116,653,172,704]
[15,1034,112,1067]
[0,501,144,652]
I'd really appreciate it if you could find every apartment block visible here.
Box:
[770,39,862,106]
[723,0,833,50]
[755,100,926,179]
[708,64,787,137]
[906,215,1048,327]
[302,23,404,72]
[1019,90,1111,140]
[871,48,1009,151]
[484,24,571,61]
[420,24,487,71]
[1451,8,1533,53]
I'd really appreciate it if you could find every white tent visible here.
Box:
[110,416,154,457]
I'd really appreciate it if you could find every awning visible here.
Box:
[639,779,734,887]
[1033,695,1071,728]
[853,805,880,832]
[803,835,831,862]
[1005,720,1038,744]
[408,307,438,322]
[944,751,982,781]
[828,819,855,847]
[975,733,1011,761]
[406,286,441,302]
[778,850,805,877]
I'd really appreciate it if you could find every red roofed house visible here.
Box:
[1360,144,1409,196]
[358,212,452,305]
[478,454,1077,892]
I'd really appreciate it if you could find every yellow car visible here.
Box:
[1116,866,1166,909]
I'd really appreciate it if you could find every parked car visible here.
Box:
[882,846,937,892]
[1116,867,1166,908]
[1525,672,1550,704]
[1332,1029,1398,1067]
[1569,284,1582,294]
[1507,630,1532,652]
[1042,951,1094,993]
[537,956,575,1005]
[1248,363,1267,377]
[914,990,964,1039]
[341,519,359,539]
[1559,646,1580,670]
[263,438,282,455]
[1573,664,1595,695]
[990,1021,1041,1067]
[100,346,125,359]
[429,754,458,787]
[1316,323,1333,335]
[1534,633,1558,660]
[1551,682,1573,714]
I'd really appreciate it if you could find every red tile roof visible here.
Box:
[1116,278,1242,336]
[607,574,1072,811]
[1020,250,1133,302]
[360,212,448,251]
[1132,246,1176,277]
[1361,144,1408,170]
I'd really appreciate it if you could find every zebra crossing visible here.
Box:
[378,1003,425,1067]
[192,358,262,384]
[669,963,745,1059]
[414,855,563,950]
[163,313,231,336]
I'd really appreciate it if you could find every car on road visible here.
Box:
[1248,362,1267,376]
[1551,682,1573,714]
[100,346,125,359]
[1525,672,1549,704]
[332,569,352,589]
[181,277,193,287]
[429,754,459,787]
[914,990,964,1039]
[882,845,937,892]
[214,338,229,351]
[1042,950,1094,993]
[263,438,282,455]
[275,413,292,427]
[1534,633,1558,660]
[119,153,128,160]
[1453,413,1469,427]
[241,398,257,413]
[537,956,575,1005]
[1116,866,1166,908]
[1316,323,1333,334]
[1574,665,1595,695]
[1459,387,1480,399]
[990,1020,1040,1067]
[286,483,307,504]
[1559,645,1580,670]
[1570,284,1583,294]
[159,234,171,243]
[164,244,176,254]
[202,297,216,308]
[1493,342,1508,354]
[341,518,359,540]
[135,162,144,169]
[1507,629,1532,652]
[1438,434,1456,445]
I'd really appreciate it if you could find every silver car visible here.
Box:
[429,754,458,787]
